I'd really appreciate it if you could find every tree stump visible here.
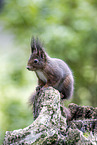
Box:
[3,87,97,144]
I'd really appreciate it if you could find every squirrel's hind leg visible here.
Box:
[61,75,74,100]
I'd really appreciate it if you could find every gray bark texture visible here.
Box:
[3,87,97,145]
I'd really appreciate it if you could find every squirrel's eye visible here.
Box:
[34,59,38,63]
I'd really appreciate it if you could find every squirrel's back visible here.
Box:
[47,57,73,77]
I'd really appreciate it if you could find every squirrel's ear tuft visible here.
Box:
[31,37,43,53]
[31,37,37,53]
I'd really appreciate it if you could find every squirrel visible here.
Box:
[26,38,74,121]
[27,38,74,100]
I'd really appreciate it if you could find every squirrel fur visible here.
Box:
[27,38,74,100]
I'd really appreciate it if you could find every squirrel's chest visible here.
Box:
[36,70,47,83]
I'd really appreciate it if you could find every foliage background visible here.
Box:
[0,0,97,143]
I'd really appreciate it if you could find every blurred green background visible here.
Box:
[0,0,97,143]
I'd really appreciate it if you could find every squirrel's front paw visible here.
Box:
[43,84,49,88]
[36,86,42,91]
[40,84,49,92]
[36,84,49,93]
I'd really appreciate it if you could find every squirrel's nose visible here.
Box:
[26,66,31,70]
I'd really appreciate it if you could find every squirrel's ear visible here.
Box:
[31,37,46,61]
[31,37,37,53]
[40,49,46,61]
[36,38,46,60]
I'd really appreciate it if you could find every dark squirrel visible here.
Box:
[26,38,74,120]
